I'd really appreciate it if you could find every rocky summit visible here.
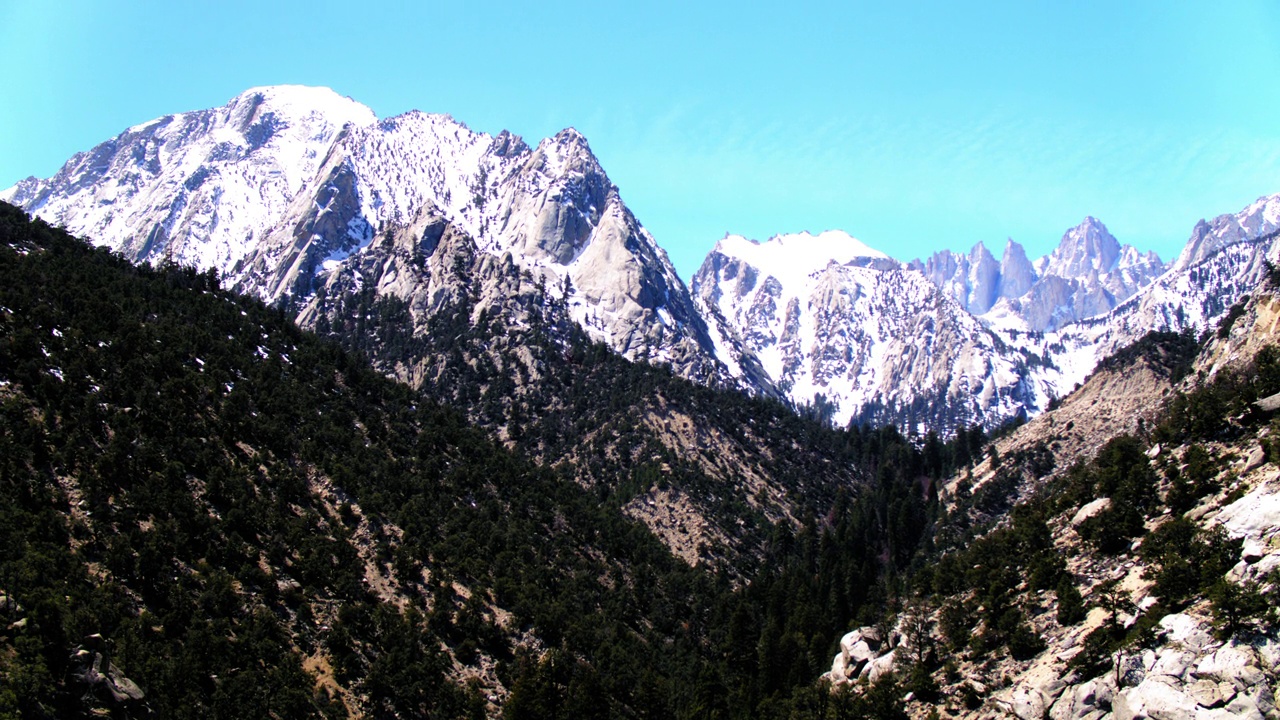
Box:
[1,85,724,385]
[696,201,1280,433]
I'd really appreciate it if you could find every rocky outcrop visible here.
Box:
[826,626,899,685]
[1031,613,1279,720]
[820,289,1280,720]
[70,635,147,711]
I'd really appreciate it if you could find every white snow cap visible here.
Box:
[715,230,889,285]
[231,85,378,128]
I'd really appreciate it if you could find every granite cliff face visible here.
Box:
[913,242,1005,316]
[913,217,1167,334]
[1,85,725,384]
[692,231,1047,431]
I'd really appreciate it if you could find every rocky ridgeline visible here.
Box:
[824,448,1280,720]
[696,197,1280,434]
[0,85,726,386]
[821,286,1280,719]
[910,217,1165,333]
[997,465,1280,720]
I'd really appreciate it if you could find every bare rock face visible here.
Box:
[908,218,1165,333]
[825,626,895,686]
[909,241,1003,315]
[1,85,727,387]
[999,238,1037,302]
[70,636,147,710]
[694,232,1046,431]
[1040,217,1120,281]
[1174,195,1280,274]
[986,218,1167,332]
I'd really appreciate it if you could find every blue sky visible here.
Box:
[2,1,1279,280]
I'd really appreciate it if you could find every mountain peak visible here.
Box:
[229,84,377,128]
[1044,216,1121,278]
[997,238,1036,301]
[968,241,995,263]
[553,126,588,143]
[712,230,889,286]
[1172,192,1280,272]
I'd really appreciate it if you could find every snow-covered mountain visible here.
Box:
[1,85,724,381]
[692,197,1280,432]
[692,231,1052,430]
[1052,194,1280,363]
[5,84,1278,435]
[910,217,1166,333]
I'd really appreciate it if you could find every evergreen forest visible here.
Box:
[3,201,1276,719]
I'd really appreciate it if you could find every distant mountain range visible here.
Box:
[6,85,1279,433]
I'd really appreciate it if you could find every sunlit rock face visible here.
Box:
[2,85,727,384]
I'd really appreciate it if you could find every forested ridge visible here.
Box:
[0,201,1015,718]
[8,199,1271,720]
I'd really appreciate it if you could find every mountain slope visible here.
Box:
[1043,194,1280,378]
[294,213,869,570]
[693,231,1054,431]
[0,202,742,718]
[0,201,1002,720]
[1,85,725,384]
[819,280,1280,720]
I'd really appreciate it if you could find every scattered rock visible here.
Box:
[1009,684,1050,720]
[1050,675,1116,720]
[1220,690,1265,720]
[861,649,897,683]
[1113,676,1198,720]
[1159,614,1215,652]
[827,627,890,684]
[1116,653,1147,687]
[1194,643,1257,685]
[70,647,146,708]
[0,593,24,614]
[1216,483,1280,542]
[1253,391,1280,414]
[1243,445,1266,472]
[1185,678,1235,708]
[1072,498,1112,527]
[1150,648,1195,680]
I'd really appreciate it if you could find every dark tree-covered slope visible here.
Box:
[299,214,916,571]
[0,203,738,718]
[0,201,995,719]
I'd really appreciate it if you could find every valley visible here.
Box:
[1,85,1279,720]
